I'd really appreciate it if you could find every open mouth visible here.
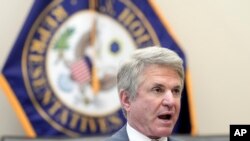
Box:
[158,114,172,120]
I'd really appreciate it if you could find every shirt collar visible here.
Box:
[126,123,168,141]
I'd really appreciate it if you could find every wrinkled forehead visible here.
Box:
[138,64,182,81]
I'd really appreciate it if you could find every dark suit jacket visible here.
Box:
[104,125,181,141]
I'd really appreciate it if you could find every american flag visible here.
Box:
[70,59,91,84]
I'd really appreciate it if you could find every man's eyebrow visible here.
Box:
[152,83,165,87]
[153,83,183,91]
[173,85,182,90]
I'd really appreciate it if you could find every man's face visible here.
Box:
[123,64,182,138]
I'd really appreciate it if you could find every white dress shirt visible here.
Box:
[126,123,168,141]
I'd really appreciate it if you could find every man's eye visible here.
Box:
[172,89,181,96]
[152,87,164,93]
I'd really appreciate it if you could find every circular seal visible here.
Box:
[22,0,160,136]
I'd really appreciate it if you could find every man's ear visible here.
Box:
[119,90,131,112]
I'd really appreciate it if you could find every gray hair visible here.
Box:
[117,46,184,103]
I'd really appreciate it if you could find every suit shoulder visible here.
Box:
[103,126,128,141]
[169,136,184,141]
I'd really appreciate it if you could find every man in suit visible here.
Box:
[105,46,184,141]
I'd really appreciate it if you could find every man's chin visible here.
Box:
[151,128,173,137]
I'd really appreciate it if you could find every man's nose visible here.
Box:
[162,90,174,107]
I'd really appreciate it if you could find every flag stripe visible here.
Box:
[71,59,91,84]
[0,74,36,137]
[186,69,198,135]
